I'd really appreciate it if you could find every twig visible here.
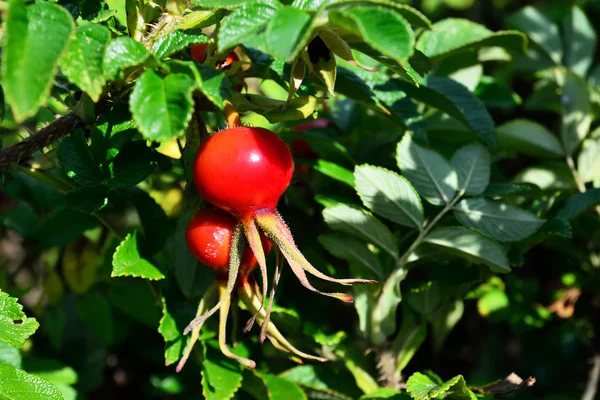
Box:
[0,112,82,171]
[582,354,600,400]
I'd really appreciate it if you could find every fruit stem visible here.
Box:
[259,247,284,343]
[223,100,241,128]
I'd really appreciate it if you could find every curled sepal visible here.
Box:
[285,57,306,109]
[318,29,378,72]
[217,283,257,369]
[183,224,245,335]
[303,38,336,97]
[241,219,269,332]
[238,281,328,363]
[255,210,376,302]
[176,283,218,373]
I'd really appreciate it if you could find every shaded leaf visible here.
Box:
[557,188,600,221]
[423,227,510,273]
[76,293,113,345]
[58,130,105,186]
[108,141,156,188]
[561,70,591,154]
[65,185,108,214]
[496,119,563,157]
[451,143,490,195]
[355,165,424,229]
[397,134,457,206]
[323,204,398,259]
[454,198,545,242]
[577,128,600,183]
[506,6,562,64]
[319,233,384,279]
[563,6,596,77]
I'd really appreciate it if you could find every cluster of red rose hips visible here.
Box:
[178,45,374,371]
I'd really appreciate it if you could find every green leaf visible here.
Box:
[561,70,591,155]
[103,37,152,80]
[217,0,281,51]
[483,183,540,198]
[2,0,74,122]
[423,227,510,273]
[557,189,600,221]
[507,6,562,64]
[361,388,410,399]
[330,6,414,65]
[0,364,63,400]
[496,119,563,157]
[169,61,233,110]
[264,6,312,61]
[0,290,39,347]
[393,77,496,148]
[430,300,464,352]
[406,372,476,400]
[396,134,457,206]
[416,18,526,59]
[108,141,156,188]
[323,204,398,259]
[319,233,384,279]
[65,185,108,214]
[151,29,209,59]
[158,297,192,366]
[128,188,170,254]
[372,266,407,344]
[312,160,355,187]
[35,207,97,249]
[130,70,195,142]
[563,6,597,77]
[450,143,490,195]
[257,372,307,400]
[454,198,545,242]
[514,163,576,191]
[202,343,244,400]
[406,283,441,316]
[60,25,111,102]
[75,293,113,345]
[0,342,21,369]
[112,231,166,280]
[107,279,161,328]
[578,128,600,183]
[354,165,424,229]
[391,307,427,374]
[58,130,105,186]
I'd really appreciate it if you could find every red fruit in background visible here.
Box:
[291,118,330,132]
[291,138,318,159]
[186,207,271,281]
[190,43,239,70]
[191,43,209,63]
[193,127,294,221]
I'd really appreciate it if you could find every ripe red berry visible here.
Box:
[193,127,294,221]
[291,118,330,132]
[186,207,271,281]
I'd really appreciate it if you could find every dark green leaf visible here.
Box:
[108,141,156,188]
[557,189,600,220]
[130,71,195,141]
[58,130,105,186]
[423,227,510,273]
[65,185,108,214]
[496,119,563,157]
[354,165,424,229]
[76,292,113,345]
[0,290,39,347]
[151,29,209,59]
[35,207,97,249]
[112,231,166,280]
[128,187,169,254]
[454,198,545,242]
[2,0,74,122]
[319,233,384,279]
[323,204,398,259]
[60,25,111,101]
[107,279,161,328]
